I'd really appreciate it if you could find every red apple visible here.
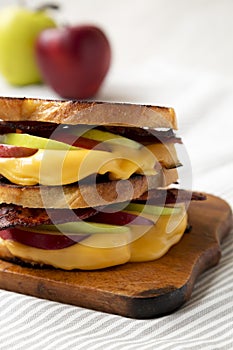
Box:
[0,228,87,250]
[87,211,154,226]
[51,132,110,151]
[0,144,37,157]
[35,25,111,99]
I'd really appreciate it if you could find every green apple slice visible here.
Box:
[0,133,78,150]
[34,221,130,235]
[125,203,182,216]
[72,127,141,150]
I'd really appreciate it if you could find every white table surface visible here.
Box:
[0,1,232,349]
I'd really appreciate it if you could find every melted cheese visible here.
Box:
[0,142,176,186]
[147,142,179,168]
[1,209,187,270]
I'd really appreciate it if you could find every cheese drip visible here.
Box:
[0,142,177,186]
[0,208,187,270]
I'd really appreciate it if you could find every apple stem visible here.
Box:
[36,3,60,12]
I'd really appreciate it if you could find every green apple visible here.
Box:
[33,221,130,235]
[0,133,78,150]
[125,203,182,216]
[74,127,141,150]
[0,6,56,85]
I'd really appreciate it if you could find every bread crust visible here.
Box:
[0,170,178,209]
[0,97,177,129]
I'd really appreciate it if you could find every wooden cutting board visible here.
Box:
[0,194,232,319]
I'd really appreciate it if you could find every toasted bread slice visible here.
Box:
[0,97,177,129]
[0,169,178,209]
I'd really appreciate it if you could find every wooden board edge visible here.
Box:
[125,196,232,319]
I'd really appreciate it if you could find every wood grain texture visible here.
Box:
[0,194,232,319]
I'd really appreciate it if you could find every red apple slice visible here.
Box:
[0,228,87,250]
[0,144,37,157]
[51,133,110,151]
[87,210,154,226]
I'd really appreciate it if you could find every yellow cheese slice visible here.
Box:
[147,142,179,167]
[0,142,177,186]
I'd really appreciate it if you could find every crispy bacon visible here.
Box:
[0,121,57,137]
[0,121,181,144]
[136,188,206,205]
[0,205,99,230]
[100,126,182,144]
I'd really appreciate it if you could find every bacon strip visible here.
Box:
[0,121,57,137]
[136,188,206,204]
[0,205,99,230]
[0,121,181,144]
[100,126,182,144]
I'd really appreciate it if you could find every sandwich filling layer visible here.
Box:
[0,203,187,270]
[0,136,179,186]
